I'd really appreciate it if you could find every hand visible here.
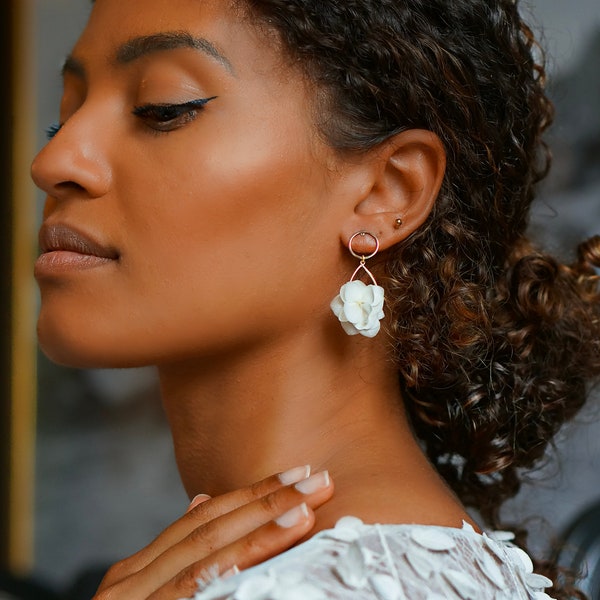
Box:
[93,466,333,600]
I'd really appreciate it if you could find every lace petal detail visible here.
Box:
[506,547,534,574]
[334,541,368,588]
[526,573,554,589]
[272,582,326,600]
[404,546,435,580]
[410,528,456,551]
[370,574,403,600]
[482,533,507,561]
[442,569,480,599]
[233,572,276,600]
[475,551,506,589]
[324,516,363,542]
[489,531,516,542]
[188,518,556,600]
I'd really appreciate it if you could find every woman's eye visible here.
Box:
[132,96,217,133]
[45,122,62,140]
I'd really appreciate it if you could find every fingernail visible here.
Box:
[186,493,211,513]
[222,565,240,579]
[295,470,330,494]
[278,465,311,486]
[275,503,310,528]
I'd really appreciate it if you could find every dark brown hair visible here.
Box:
[239,0,600,596]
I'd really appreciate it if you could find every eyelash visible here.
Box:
[132,96,217,133]
[46,123,62,140]
[44,96,217,140]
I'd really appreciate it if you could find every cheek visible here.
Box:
[39,123,339,366]
[124,111,330,295]
[121,73,331,284]
[37,79,347,368]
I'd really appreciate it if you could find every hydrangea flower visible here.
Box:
[330,280,385,338]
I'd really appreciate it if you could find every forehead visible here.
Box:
[88,0,232,30]
[69,0,331,161]
[76,0,281,79]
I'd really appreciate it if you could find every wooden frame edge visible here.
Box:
[8,0,37,573]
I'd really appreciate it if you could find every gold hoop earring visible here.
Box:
[330,232,385,338]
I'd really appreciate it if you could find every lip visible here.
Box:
[35,223,119,278]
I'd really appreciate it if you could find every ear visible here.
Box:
[341,129,446,251]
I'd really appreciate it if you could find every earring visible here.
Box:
[330,231,385,338]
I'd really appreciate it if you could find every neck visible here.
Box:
[158,329,472,530]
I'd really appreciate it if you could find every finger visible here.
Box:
[97,465,311,590]
[148,503,315,600]
[186,494,211,513]
[146,465,312,562]
[113,471,333,599]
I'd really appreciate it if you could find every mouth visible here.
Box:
[39,223,119,258]
[35,223,120,277]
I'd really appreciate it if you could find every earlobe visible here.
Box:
[343,129,446,250]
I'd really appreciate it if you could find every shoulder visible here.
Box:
[189,517,556,600]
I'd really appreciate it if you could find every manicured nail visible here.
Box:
[222,565,240,579]
[278,465,311,486]
[294,470,330,494]
[186,493,211,513]
[275,503,310,528]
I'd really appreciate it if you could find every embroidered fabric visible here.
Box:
[187,517,556,600]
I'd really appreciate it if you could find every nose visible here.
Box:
[31,112,113,201]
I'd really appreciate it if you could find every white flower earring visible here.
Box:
[330,231,385,338]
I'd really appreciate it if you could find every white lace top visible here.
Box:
[187,517,556,600]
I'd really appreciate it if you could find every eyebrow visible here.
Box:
[116,31,234,73]
[61,30,235,79]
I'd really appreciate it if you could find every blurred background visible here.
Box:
[1,0,599,598]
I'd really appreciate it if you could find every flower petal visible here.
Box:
[334,542,367,589]
[442,569,479,599]
[362,285,376,304]
[330,295,344,318]
[410,528,456,551]
[271,579,327,600]
[371,285,385,304]
[370,574,403,600]
[476,552,506,589]
[342,280,368,302]
[335,516,364,530]
[341,320,360,335]
[344,302,367,325]
[405,546,434,580]
[365,309,382,330]
[506,546,534,574]
[482,533,506,561]
[488,530,515,543]
[526,573,554,590]
[234,573,276,600]
[324,525,361,543]
[360,322,381,337]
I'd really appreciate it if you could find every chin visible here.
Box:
[38,335,116,369]
[37,316,143,370]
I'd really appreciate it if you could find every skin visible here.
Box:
[32,0,476,596]
[94,472,336,599]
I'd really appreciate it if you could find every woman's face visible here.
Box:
[32,0,357,367]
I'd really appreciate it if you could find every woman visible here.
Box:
[31,0,600,598]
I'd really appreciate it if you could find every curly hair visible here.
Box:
[238,0,600,595]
